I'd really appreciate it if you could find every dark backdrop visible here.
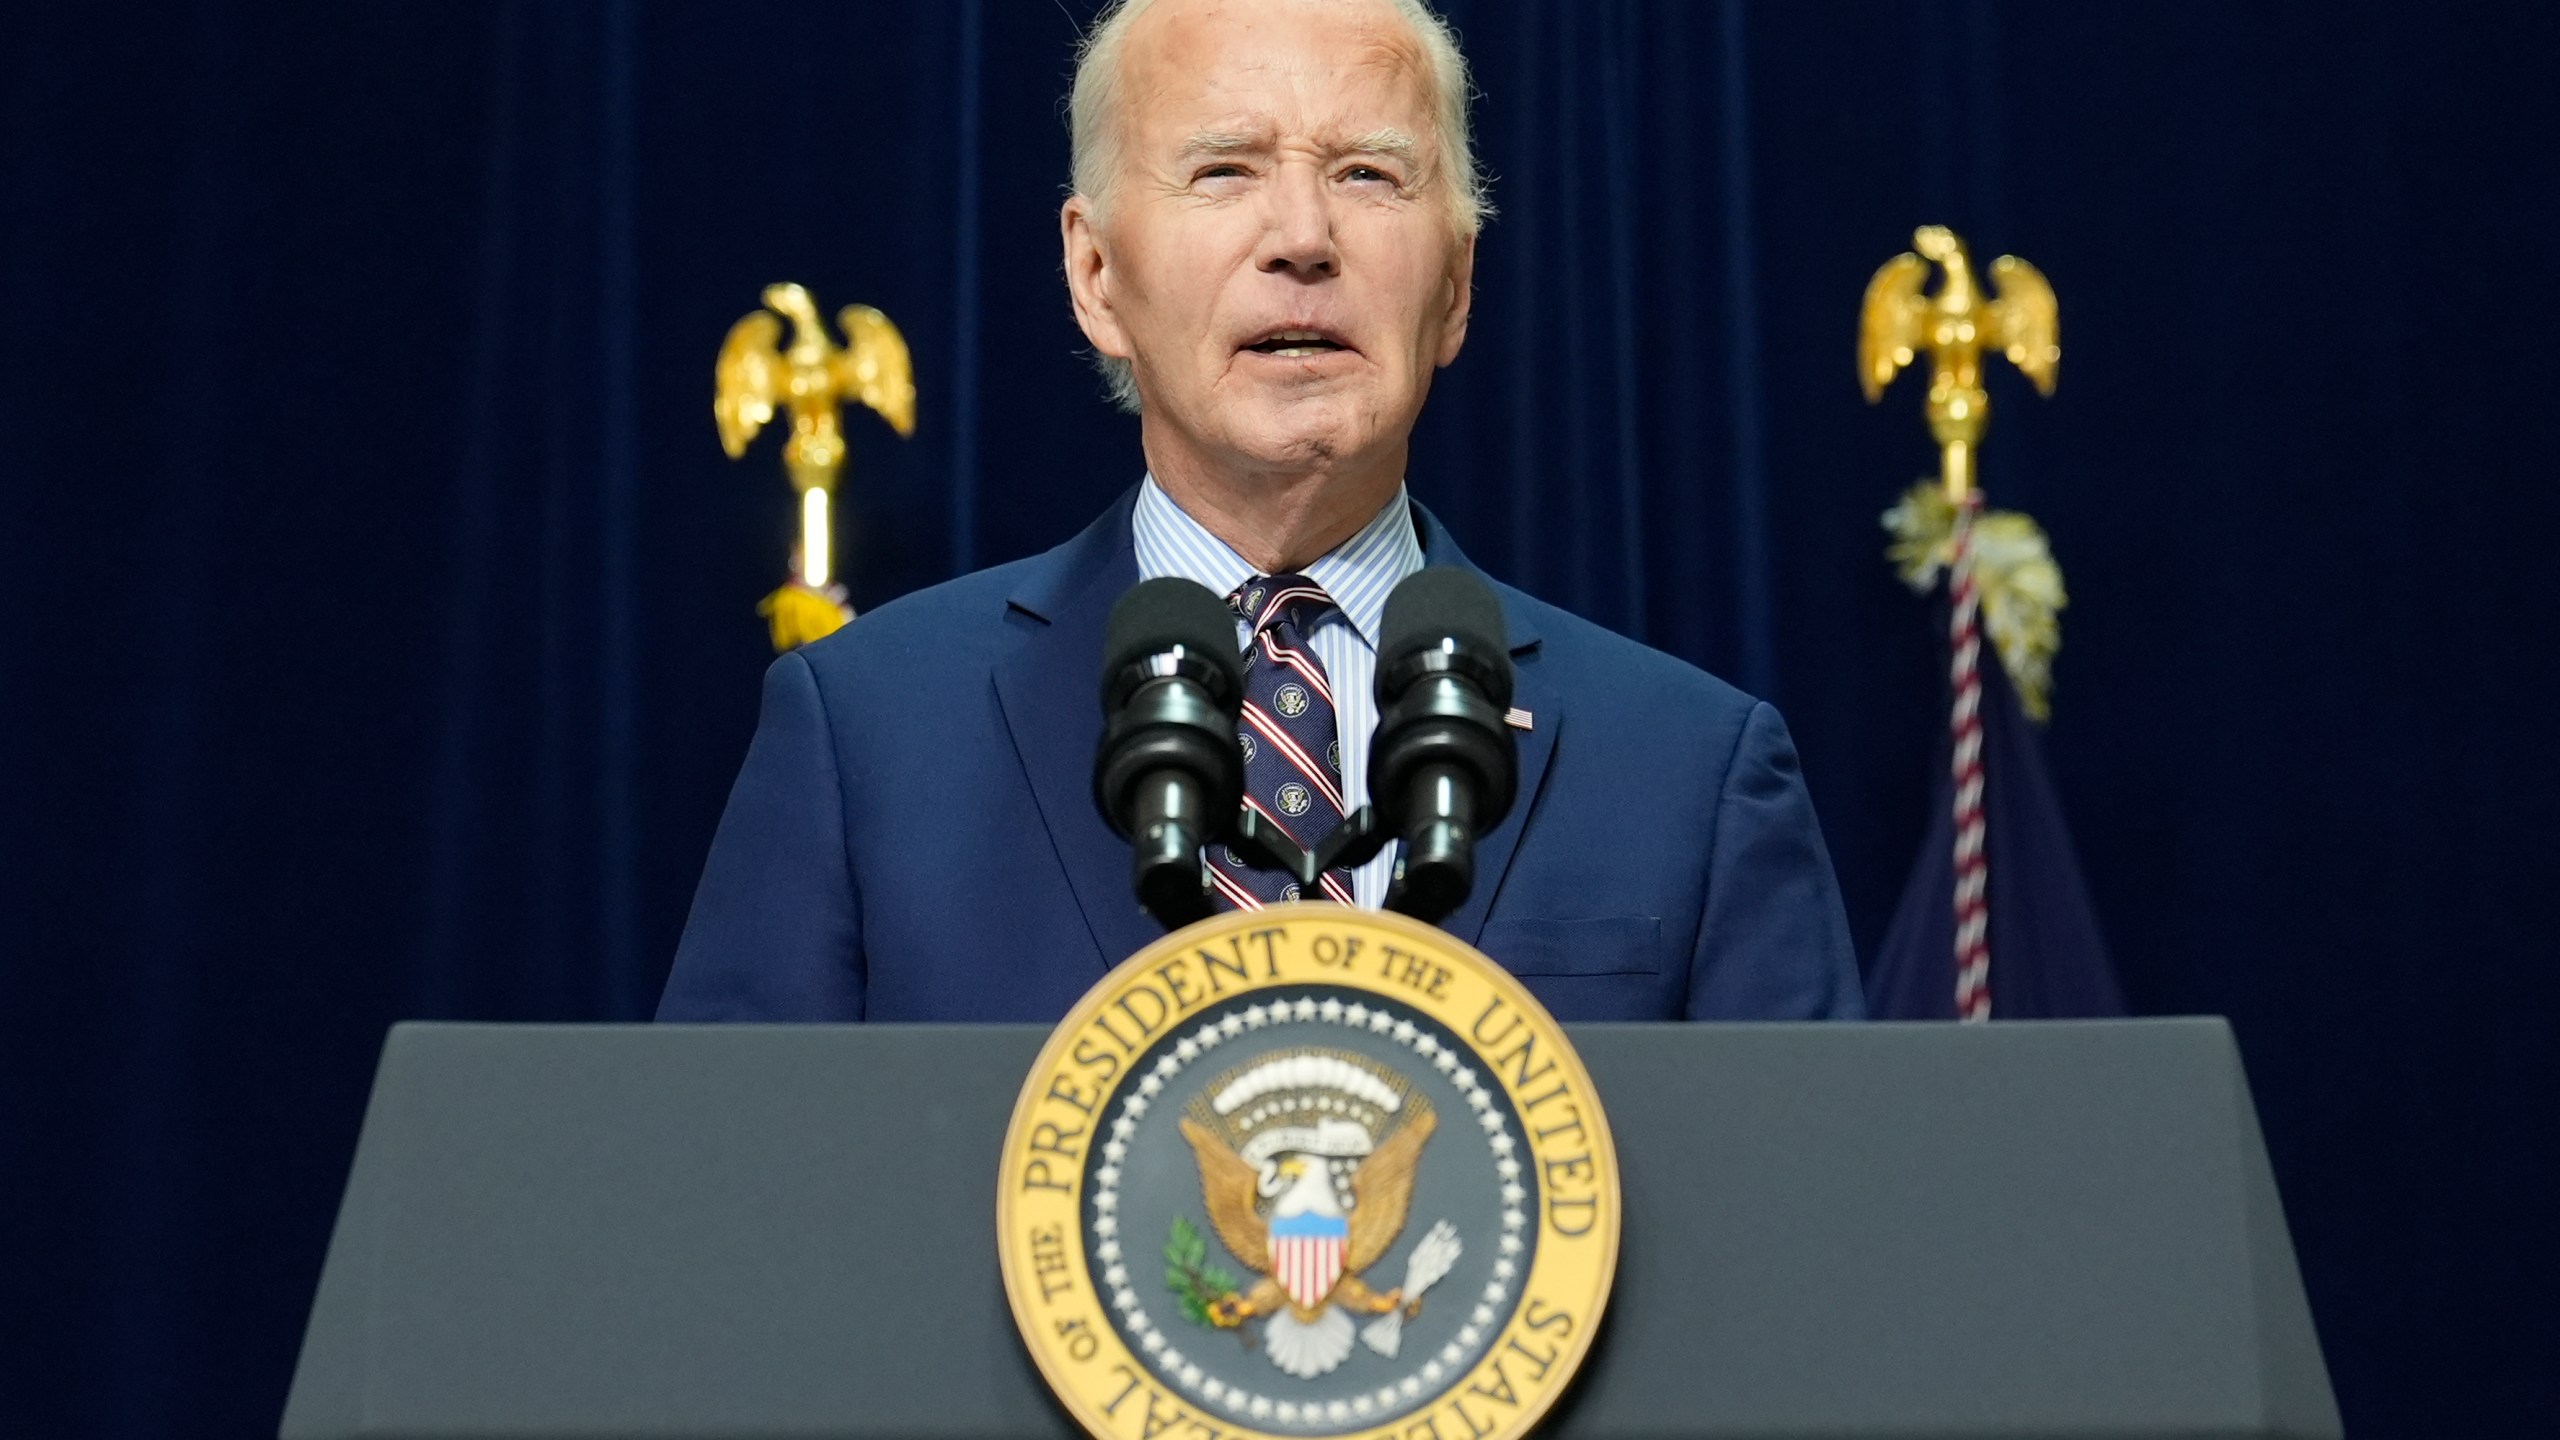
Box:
[4,1,2553,1434]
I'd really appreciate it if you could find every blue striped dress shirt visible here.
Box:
[1131,476,1425,909]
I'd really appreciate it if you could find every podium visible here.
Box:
[281,1019,2339,1439]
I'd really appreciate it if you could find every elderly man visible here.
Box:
[658,0,1862,1023]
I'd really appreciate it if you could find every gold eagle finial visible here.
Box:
[1859,225,2057,503]
[1863,226,2069,720]
[713,282,916,650]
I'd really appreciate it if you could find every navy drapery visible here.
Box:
[2,2,2554,1435]
[1867,601,2126,1020]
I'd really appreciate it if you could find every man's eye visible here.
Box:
[1343,166,1396,185]
[1197,164,1249,181]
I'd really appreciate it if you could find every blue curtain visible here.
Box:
[3,2,2552,1434]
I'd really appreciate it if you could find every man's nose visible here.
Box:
[1256,165,1338,277]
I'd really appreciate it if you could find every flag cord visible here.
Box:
[1949,495,1992,1022]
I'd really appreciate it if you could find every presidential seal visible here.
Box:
[999,907,1619,1440]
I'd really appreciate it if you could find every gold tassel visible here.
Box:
[1882,481,2067,721]
[757,582,854,653]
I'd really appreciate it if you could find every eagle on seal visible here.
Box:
[1177,1050,1440,1378]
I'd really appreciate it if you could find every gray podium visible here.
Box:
[281,1019,2339,1440]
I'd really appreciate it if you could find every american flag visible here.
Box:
[1269,1211,1348,1310]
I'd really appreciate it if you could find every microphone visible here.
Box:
[1093,578,1247,931]
[1369,567,1518,924]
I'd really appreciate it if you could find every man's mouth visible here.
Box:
[1242,328,1353,359]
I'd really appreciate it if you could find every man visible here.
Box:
[658,0,1861,1023]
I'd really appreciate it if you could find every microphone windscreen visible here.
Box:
[1104,577,1245,691]
[1379,566,1508,665]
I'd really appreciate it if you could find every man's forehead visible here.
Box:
[1174,123,1424,164]
[1122,0,1436,141]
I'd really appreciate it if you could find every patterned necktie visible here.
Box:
[1211,574,1358,909]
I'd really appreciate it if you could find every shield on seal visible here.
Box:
[1268,1210,1348,1310]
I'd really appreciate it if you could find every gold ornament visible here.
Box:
[1883,482,2067,721]
[1862,226,2068,717]
[714,282,916,651]
[1859,225,2057,505]
[998,907,1619,1440]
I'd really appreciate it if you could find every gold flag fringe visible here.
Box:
[758,582,854,653]
[1883,481,2066,721]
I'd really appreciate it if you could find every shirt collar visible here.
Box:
[1130,476,1422,649]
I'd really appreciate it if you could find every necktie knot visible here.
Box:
[1232,573,1339,639]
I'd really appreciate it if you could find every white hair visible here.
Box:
[1067,0,1491,412]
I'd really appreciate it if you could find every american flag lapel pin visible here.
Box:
[1504,707,1534,731]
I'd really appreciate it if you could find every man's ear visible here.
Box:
[1061,197,1133,361]
[1435,231,1476,367]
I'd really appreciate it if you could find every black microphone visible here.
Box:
[1370,567,1518,924]
[1093,578,1247,931]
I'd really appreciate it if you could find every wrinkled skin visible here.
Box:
[1062,0,1475,572]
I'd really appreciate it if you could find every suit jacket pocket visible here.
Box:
[1480,916,1664,977]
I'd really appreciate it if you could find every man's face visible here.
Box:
[1064,0,1474,476]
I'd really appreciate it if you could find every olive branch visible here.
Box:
[1164,1216,1241,1328]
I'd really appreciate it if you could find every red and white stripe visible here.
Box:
[1949,499,1992,1023]
[1257,629,1336,708]
[1209,866,1265,911]
[1217,574,1361,907]
[1250,581,1332,631]
[1271,1233,1345,1311]
[1240,703,1347,815]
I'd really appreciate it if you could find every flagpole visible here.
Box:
[1948,498,1992,1021]
[1860,225,2060,1020]
[1940,361,1991,1021]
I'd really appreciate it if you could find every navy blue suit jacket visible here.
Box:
[658,492,1862,1023]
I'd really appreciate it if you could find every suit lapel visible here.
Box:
[992,490,1162,971]
[1411,504,1557,949]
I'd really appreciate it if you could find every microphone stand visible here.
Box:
[1133,804,1329,933]
[1170,801,1455,932]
